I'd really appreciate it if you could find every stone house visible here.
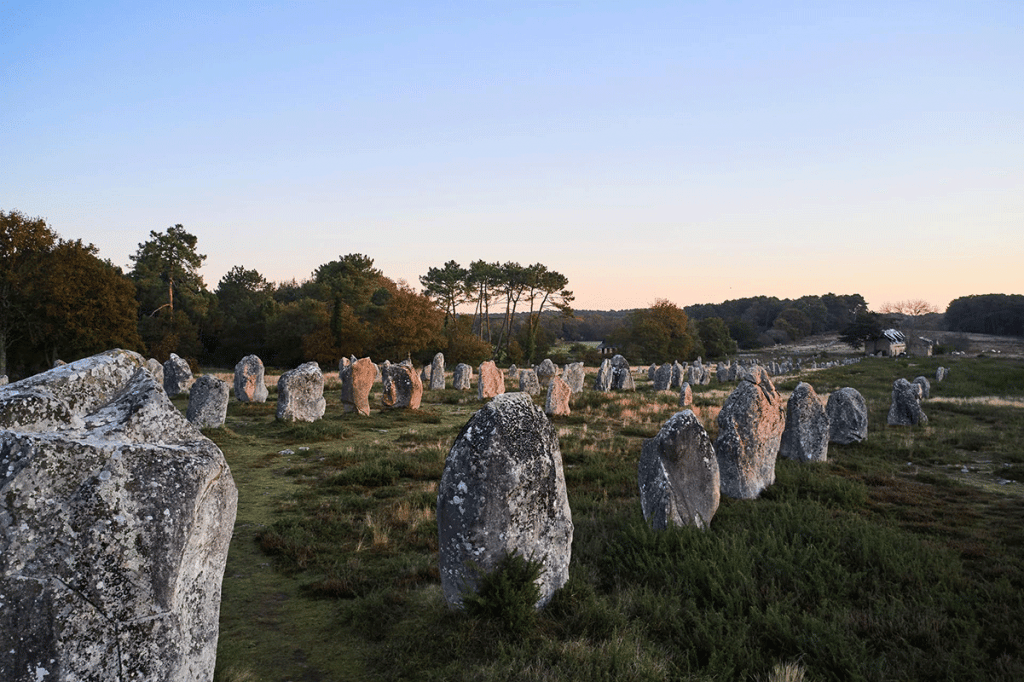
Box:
[865,329,906,356]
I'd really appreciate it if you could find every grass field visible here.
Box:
[194,352,1024,681]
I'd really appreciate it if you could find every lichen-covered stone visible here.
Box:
[779,382,829,463]
[233,354,268,403]
[638,410,720,530]
[277,361,326,422]
[652,362,674,391]
[438,393,573,608]
[519,369,541,396]
[594,359,613,392]
[381,362,422,410]
[340,357,375,416]
[453,363,473,391]
[887,377,928,426]
[610,355,635,391]
[679,381,693,408]
[477,360,505,400]
[430,353,445,390]
[186,375,229,428]
[544,376,572,416]
[714,366,784,499]
[163,353,194,397]
[535,359,558,388]
[913,375,931,399]
[0,349,237,682]
[826,387,868,444]
[144,358,163,388]
[561,362,585,395]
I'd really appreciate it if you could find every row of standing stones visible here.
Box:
[0,349,946,680]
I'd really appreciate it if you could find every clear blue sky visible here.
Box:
[4,1,1021,312]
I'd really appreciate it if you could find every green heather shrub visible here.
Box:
[462,551,544,637]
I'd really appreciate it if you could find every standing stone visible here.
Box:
[338,356,351,380]
[714,366,785,499]
[562,362,585,395]
[277,361,327,422]
[507,364,518,379]
[888,378,928,426]
[610,355,635,391]
[145,358,163,387]
[186,375,230,428]
[0,375,7,386]
[779,382,829,463]
[0,349,236,682]
[935,367,948,382]
[679,381,693,407]
[652,363,674,391]
[453,363,473,391]
[638,410,720,530]
[437,393,573,608]
[340,357,376,416]
[594,359,613,392]
[430,353,446,390]
[163,352,194,397]
[233,354,269,403]
[913,375,931,399]
[381,362,422,410]
[420,364,432,385]
[535,358,558,388]
[647,363,658,381]
[477,360,505,400]
[826,387,868,444]
[545,376,572,417]
[671,361,685,389]
[519,368,541,396]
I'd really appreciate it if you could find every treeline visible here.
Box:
[945,294,1024,337]
[685,293,869,348]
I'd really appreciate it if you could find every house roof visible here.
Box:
[881,329,905,343]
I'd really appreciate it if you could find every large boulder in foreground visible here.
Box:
[638,410,720,530]
[778,382,830,463]
[438,393,573,609]
[826,387,868,444]
[0,349,237,682]
[714,366,785,499]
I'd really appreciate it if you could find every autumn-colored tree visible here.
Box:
[608,299,698,364]
[0,210,57,376]
[368,281,444,363]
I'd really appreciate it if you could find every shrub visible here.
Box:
[462,551,545,637]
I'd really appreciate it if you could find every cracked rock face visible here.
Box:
[714,366,785,499]
[437,393,573,608]
[0,349,238,682]
[638,410,720,530]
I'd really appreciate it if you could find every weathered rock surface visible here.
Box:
[477,360,505,400]
[714,366,785,499]
[535,359,558,388]
[233,354,268,403]
[679,381,693,407]
[437,393,573,608]
[186,374,230,428]
[519,369,541,396]
[544,376,572,416]
[381,362,422,410]
[0,349,237,682]
[430,353,446,390]
[638,410,720,530]
[779,382,829,463]
[888,377,928,426]
[652,363,673,391]
[340,357,376,416]
[562,362,585,395]
[610,355,635,391]
[144,358,163,387]
[826,387,868,444]
[935,366,948,382]
[277,361,327,422]
[913,375,931,399]
[594,359,613,392]
[453,363,473,391]
[163,353,194,397]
